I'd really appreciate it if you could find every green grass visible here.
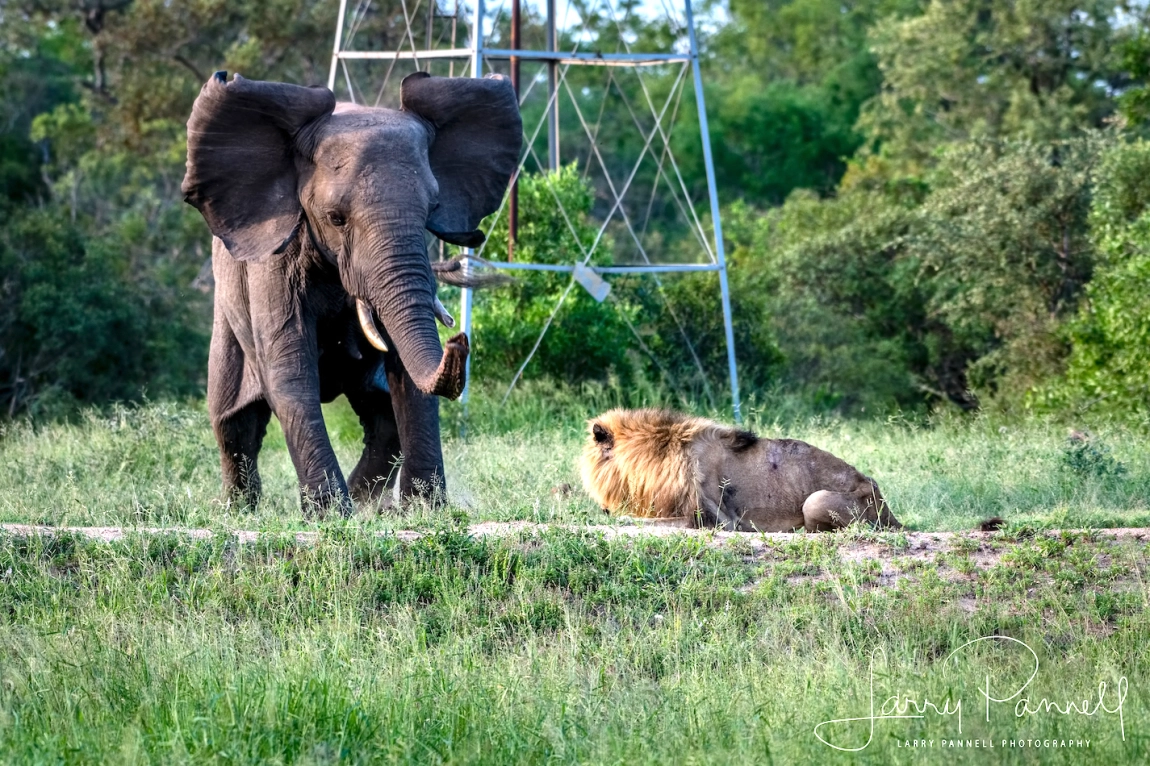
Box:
[1,384,1147,531]
[0,526,1146,763]
[2,388,1149,762]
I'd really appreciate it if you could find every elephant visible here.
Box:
[181,71,522,514]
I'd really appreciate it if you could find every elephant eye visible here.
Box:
[328,212,347,227]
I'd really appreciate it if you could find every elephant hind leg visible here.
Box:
[214,399,272,510]
[802,481,901,532]
[209,318,271,510]
[346,390,403,508]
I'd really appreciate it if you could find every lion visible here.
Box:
[579,408,903,532]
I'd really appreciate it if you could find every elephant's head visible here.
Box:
[181,72,521,399]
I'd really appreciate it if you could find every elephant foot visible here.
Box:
[348,454,401,510]
[299,478,353,519]
[398,472,448,510]
[349,478,397,513]
[224,485,261,512]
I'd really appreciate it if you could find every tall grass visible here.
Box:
[0,527,1145,763]
[2,390,1149,762]
[1,386,1147,531]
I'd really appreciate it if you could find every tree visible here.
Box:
[908,135,1105,404]
[686,0,922,204]
[0,0,344,416]
[854,0,1128,179]
[1037,138,1150,418]
[729,134,1106,414]
[733,189,931,413]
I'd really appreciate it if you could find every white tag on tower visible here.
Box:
[573,262,611,303]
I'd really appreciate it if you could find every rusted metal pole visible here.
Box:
[546,0,558,171]
[508,0,520,261]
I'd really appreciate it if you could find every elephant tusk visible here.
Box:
[356,299,389,352]
[433,297,455,328]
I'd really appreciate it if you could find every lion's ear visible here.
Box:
[592,422,613,446]
[722,428,758,452]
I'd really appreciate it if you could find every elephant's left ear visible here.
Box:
[401,72,522,247]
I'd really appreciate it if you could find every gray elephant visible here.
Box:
[181,71,521,514]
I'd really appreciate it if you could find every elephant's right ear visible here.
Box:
[182,72,335,262]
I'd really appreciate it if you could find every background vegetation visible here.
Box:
[3,0,1150,422]
[5,5,1150,760]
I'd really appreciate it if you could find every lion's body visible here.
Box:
[579,408,902,532]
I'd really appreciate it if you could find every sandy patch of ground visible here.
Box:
[3,521,1148,569]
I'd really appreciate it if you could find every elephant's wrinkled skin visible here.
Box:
[181,72,521,513]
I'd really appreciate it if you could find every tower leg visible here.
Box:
[327,0,349,91]
[685,0,740,422]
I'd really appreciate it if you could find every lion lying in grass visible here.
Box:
[579,408,903,532]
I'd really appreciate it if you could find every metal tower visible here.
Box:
[327,0,741,421]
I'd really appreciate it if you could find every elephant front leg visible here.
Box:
[345,388,403,507]
[386,357,447,505]
[258,346,351,516]
[271,394,352,517]
[250,274,352,517]
[208,320,271,510]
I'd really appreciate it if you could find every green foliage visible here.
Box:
[629,267,784,409]
[733,134,1107,414]
[739,1,1150,415]
[688,77,864,204]
[720,0,923,85]
[692,0,925,204]
[908,135,1105,403]
[0,206,208,416]
[466,166,636,385]
[464,166,785,405]
[691,1,1142,414]
[1061,435,1127,480]
[1036,139,1150,417]
[0,132,43,208]
[0,13,78,210]
[1118,26,1150,125]
[857,0,1128,175]
[728,190,931,413]
[0,0,336,417]
[0,21,212,417]
[3,0,1150,420]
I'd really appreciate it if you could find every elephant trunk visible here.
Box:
[360,256,469,400]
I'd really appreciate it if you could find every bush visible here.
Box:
[464,166,637,386]
[723,135,1107,415]
[627,267,783,409]
[0,206,208,418]
[461,168,785,408]
[908,136,1103,405]
[724,192,931,414]
[1034,139,1150,419]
